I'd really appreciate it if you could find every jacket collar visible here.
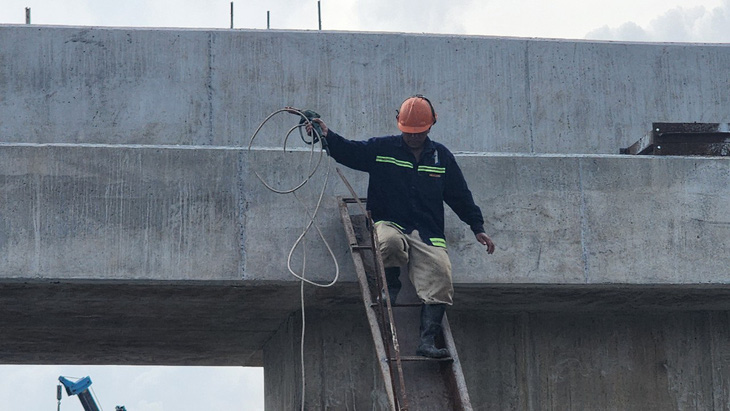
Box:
[396,134,436,153]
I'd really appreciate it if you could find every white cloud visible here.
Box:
[3,0,728,42]
[588,21,651,42]
[586,0,730,42]
[351,0,475,34]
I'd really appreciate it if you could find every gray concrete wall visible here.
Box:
[0,144,243,280]
[2,145,728,285]
[263,308,389,410]
[264,305,730,410]
[458,154,730,284]
[452,309,730,410]
[2,25,729,154]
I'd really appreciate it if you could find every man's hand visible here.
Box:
[284,107,329,138]
[306,118,328,138]
[476,232,495,254]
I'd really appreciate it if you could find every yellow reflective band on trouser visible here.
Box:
[375,156,414,169]
[429,238,447,248]
[417,165,446,174]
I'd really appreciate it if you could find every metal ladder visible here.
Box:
[336,171,473,411]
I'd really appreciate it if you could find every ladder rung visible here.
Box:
[389,355,454,362]
[369,302,421,308]
[351,245,372,251]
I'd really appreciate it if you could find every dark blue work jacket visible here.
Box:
[326,130,485,248]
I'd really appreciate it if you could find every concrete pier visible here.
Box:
[1,25,729,409]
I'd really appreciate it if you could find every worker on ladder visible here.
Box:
[304,95,495,358]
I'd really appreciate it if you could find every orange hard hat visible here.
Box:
[396,95,437,133]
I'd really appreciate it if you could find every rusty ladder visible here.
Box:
[336,170,473,411]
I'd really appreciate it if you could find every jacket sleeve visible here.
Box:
[442,151,485,235]
[324,130,375,172]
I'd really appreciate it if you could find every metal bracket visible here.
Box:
[621,123,730,156]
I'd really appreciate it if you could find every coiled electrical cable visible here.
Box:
[247,107,339,287]
[248,107,341,411]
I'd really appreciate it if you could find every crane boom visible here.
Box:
[58,376,100,411]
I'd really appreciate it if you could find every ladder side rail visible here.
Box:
[348,206,408,410]
[359,220,403,408]
[336,170,411,408]
[441,313,474,411]
[369,219,410,410]
[337,198,399,411]
[370,256,405,411]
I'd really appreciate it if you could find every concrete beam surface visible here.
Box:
[1,25,729,154]
[1,145,728,284]
[266,306,730,410]
[1,144,729,369]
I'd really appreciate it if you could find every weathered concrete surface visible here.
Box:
[265,305,730,410]
[263,307,390,410]
[453,308,730,410]
[4,279,730,368]
[2,25,729,153]
[457,154,730,284]
[0,280,364,367]
[2,145,728,285]
[0,144,242,280]
[0,144,359,282]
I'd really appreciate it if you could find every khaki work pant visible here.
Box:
[375,222,453,305]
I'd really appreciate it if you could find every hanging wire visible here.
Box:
[248,107,340,410]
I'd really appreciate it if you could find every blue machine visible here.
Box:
[58,376,126,411]
[58,376,100,411]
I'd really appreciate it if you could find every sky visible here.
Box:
[0,364,264,411]
[1,0,730,42]
[0,1,728,410]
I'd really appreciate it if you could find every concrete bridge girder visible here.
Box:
[2,25,730,154]
[1,146,727,285]
[1,146,729,382]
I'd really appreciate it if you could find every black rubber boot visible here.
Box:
[383,267,401,305]
[416,304,449,358]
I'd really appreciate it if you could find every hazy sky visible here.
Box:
[0,364,264,411]
[0,1,728,410]
[1,0,729,42]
